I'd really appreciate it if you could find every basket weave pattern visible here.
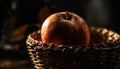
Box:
[26,27,120,69]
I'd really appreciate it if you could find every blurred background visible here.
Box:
[0,0,119,69]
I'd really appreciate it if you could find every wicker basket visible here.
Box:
[26,27,120,69]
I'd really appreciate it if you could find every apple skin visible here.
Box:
[41,11,90,46]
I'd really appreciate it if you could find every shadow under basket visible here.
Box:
[26,27,120,69]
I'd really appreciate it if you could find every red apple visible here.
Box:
[41,11,90,46]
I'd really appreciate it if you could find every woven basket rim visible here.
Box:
[26,27,120,52]
[26,31,120,52]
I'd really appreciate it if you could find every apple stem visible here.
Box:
[66,11,69,20]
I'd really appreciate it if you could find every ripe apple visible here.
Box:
[41,11,90,46]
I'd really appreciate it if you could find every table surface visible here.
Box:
[0,59,34,69]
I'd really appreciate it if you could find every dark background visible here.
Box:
[0,0,119,69]
[0,0,120,33]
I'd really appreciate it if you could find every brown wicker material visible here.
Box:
[26,27,120,69]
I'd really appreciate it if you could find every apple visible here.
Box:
[41,11,90,46]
